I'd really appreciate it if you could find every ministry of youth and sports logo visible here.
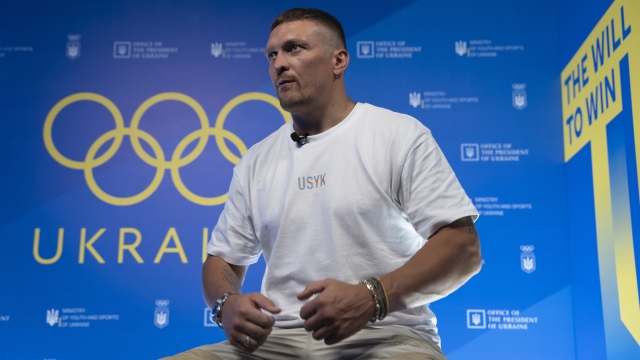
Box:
[455,41,467,57]
[154,299,170,329]
[211,42,223,57]
[46,308,59,326]
[409,92,422,108]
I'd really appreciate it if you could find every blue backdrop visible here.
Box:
[1,0,636,359]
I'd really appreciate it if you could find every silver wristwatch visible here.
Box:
[211,291,236,328]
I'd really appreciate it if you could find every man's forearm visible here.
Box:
[380,216,482,312]
[202,255,247,309]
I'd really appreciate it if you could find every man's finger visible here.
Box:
[252,293,282,314]
[302,311,330,332]
[238,321,271,345]
[311,324,334,341]
[246,307,276,329]
[297,280,327,300]
[324,333,342,345]
[230,330,256,353]
[299,299,318,320]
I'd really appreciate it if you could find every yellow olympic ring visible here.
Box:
[43,92,291,206]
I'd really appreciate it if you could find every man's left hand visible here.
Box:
[298,279,375,345]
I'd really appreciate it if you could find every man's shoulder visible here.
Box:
[359,102,431,137]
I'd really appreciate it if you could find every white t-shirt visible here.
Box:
[208,102,478,346]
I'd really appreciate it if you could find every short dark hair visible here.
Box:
[271,8,347,51]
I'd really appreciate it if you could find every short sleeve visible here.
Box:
[207,170,262,265]
[399,132,478,239]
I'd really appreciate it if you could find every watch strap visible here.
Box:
[212,291,236,328]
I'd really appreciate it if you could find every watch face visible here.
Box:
[211,302,220,319]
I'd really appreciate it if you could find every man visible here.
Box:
[168,8,481,360]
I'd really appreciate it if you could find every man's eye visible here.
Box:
[291,45,300,51]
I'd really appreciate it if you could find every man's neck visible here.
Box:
[291,95,357,136]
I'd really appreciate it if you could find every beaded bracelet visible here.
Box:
[360,279,380,323]
[372,277,390,320]
[369,278,384,320]
[361,277,391,322]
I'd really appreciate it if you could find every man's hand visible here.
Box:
[298,279,375,345]
[220,293,281,353]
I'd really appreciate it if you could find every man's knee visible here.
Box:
[161,348,224,360]
[386,334,447,360]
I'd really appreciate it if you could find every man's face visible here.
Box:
[265,20,335,111]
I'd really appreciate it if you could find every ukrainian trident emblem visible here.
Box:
[154,300,170,329]
[512,83,527,110]
[455,41,467,57]
[211,42,223,57]
[520,245,536,273]
[46,308,59,326]
[409,92,422,108]
[66,34,81,60]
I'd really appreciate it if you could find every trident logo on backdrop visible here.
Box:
[113,41,131,58]
[46,309,59,326]
[461,144,479,161]
[409,92,422,108]
[66,34,81,60]
[455,41,467,57]
[154,300,169,329]
[356,41,375,58]
[43,92,291,206]
[520,245,536,274]
[512,83,527,110]
[211,42,223,57]
[466,309,486,329]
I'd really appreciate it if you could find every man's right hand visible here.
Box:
[220,292,281,353]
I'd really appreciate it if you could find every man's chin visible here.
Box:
[278,96,309,112]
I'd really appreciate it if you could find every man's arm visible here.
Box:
[202,255,281,353]
[202,255,245,309]
[298,216,481,344]
[381,216,481,311]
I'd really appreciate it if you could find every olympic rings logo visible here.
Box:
[43,92,291,206]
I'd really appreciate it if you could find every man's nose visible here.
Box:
[272,54,289,75]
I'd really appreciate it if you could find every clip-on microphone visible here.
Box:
[290,132,309,145]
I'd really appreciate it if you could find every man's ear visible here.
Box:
[333,49,349,74]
